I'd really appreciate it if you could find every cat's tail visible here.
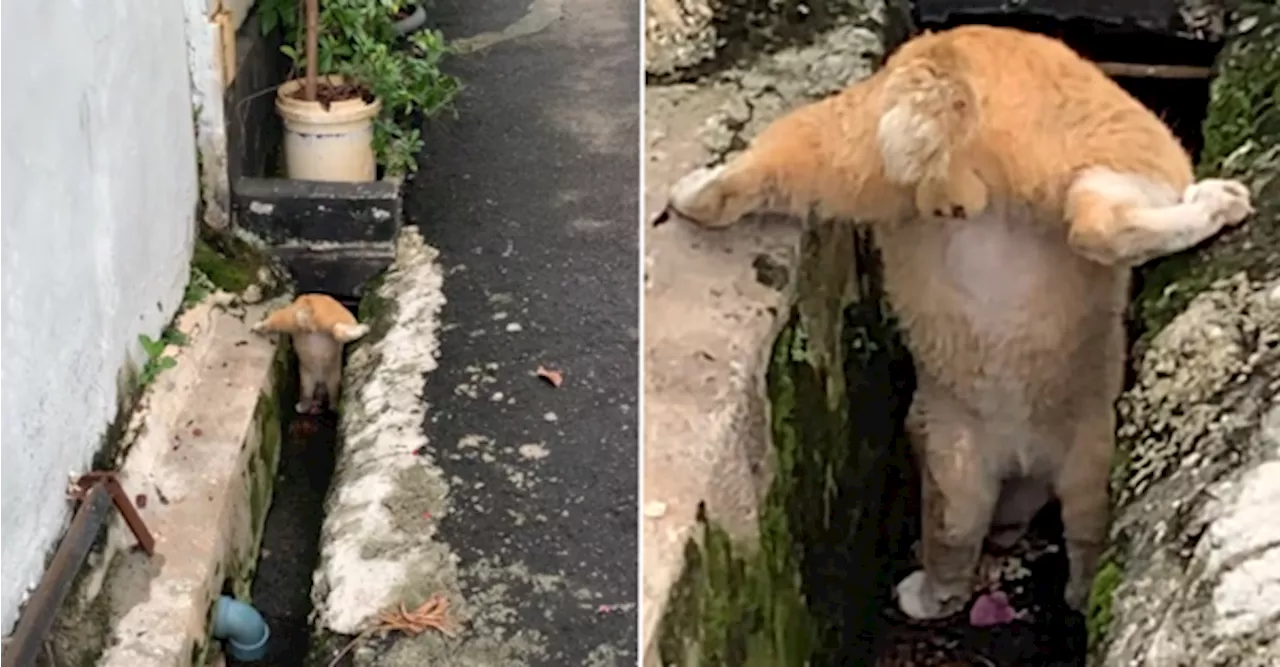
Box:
[874,57,980,187]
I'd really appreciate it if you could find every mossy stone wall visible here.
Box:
[657,229,914,666]
[1092,3,1280,661]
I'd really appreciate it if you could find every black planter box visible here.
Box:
[231,176,402,299]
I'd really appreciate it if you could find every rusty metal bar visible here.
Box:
[76,472,155,556]
[1097,61,1213,79]
[0,485,111,667]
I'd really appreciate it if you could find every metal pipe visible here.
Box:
[0,485,112,667]
[1097,61,1213,79]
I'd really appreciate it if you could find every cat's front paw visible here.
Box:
[1184,178,1253,229]
[668,165,734,228]
[333,322,370,343]
[895,570,967,620]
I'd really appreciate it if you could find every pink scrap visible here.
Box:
[969,590,1020,627]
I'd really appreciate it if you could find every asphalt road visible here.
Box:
[405,0,639,663]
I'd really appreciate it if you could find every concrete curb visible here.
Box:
[47,297,284,667]
[309,227,456,640]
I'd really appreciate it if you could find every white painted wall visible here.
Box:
[0,0,200,634]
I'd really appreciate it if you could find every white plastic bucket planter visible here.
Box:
[275,75,382,183]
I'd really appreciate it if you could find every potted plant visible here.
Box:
[391,1,428,36]
[260,0,459,181]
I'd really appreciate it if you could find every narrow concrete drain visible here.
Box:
[225,310,354,666]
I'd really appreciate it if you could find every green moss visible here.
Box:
[1086,559,1121,654]
[1199,3,1280,176]
[356,270,394,341]
[658,285,912,665]
[656,318,816,666]
[192,229,270,294]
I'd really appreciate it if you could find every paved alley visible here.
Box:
[406,0,639,663]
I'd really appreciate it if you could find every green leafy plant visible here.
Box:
[138,328,189,387]
[259,0,460,175]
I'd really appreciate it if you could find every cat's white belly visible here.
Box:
[878,207,1128,439]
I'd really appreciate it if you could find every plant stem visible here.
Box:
[304,0,319,101]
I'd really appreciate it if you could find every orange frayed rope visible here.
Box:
[327,595,458,666]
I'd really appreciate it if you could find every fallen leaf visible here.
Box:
[328,595,458,667]
[135,494,148,509]
[192,427,203,437]
[536,365,563,388]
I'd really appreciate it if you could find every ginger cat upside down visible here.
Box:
[657,24,1253,621]
[251,293,370,414]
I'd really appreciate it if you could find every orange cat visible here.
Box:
[658,24,1253,622]
[251,294,369,414]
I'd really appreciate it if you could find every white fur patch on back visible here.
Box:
[877,103,946,185]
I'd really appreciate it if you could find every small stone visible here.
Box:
[1267,283,1280,305]
[644,501,668,518]
[240,284,264,304]
[506,322,523,332]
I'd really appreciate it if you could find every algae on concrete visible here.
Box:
[1131,1,1280,347]
[191,225,281,296]
[658,228,914,666]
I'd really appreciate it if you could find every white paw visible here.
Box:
[668,165,727,225]
[1184,178,1254,228]
[295,401,311,414]
[895,570,952,620]
[250,320,268,334]
[333,322,370,343]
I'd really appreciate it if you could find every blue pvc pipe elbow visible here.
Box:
[212,596,271,662]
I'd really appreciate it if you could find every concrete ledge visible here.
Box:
[232,177,403,246]
[46,297,284,667]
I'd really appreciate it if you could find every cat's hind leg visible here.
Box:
[297,364,320,414]
[1055,399,1117,611]
[323,365,343,412]
[896,403,999,620]
[1065,168,1252,267]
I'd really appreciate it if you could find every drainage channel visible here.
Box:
[224,297,357,667]
[798,16,1220,667]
